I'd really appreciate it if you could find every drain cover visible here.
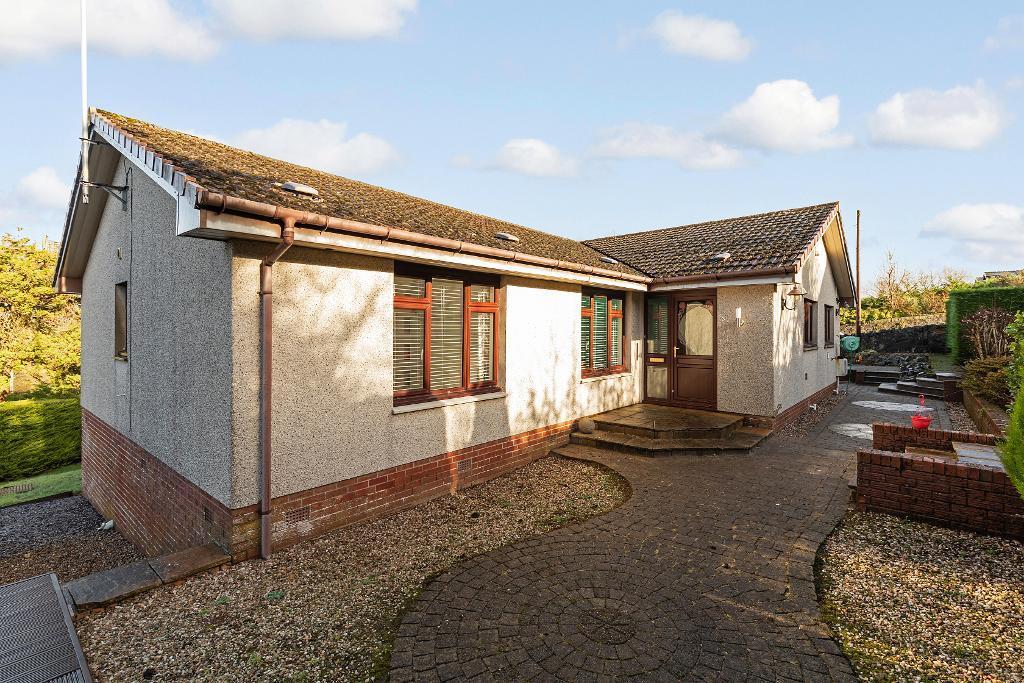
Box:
[0,574,91,682]
[0,483,33,496]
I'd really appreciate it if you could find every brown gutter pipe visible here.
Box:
[258,210,297,560]
[198,190,651,285]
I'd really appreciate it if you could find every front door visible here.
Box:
[673,294,716,409]
[643,291,717,409]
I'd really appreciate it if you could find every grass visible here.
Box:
[0,396,81,481]
[0,464,82,508]
[929,352,958,373]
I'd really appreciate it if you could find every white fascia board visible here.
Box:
[649,274,796,292]
[191,211,649,292]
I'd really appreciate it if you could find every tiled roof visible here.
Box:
[95,110,640,277]
[584,202,840,280]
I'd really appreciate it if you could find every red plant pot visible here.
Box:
[911,415,932,430]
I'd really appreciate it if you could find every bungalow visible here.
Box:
[54,111,856,560]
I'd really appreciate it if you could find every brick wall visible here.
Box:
[229,419,574,560]
[81,409,234,557]
[82,409,573,560]
[962,387,1009,437]
[773,382,836,430]
[856,449,1024,540]
[871,422,998,453]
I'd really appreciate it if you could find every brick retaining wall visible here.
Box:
[855,449,1024,540]
[82,409,573,560]
[871,422,998,453]
[962,387,1009,437]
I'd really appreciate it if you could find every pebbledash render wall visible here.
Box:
[228,242,644,511]
[773,221,841,415]
[716,284,776,417]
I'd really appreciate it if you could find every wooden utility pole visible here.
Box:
[855,209,862,336]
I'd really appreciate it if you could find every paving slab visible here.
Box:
[149,543,229,584]
[64,560,161,610]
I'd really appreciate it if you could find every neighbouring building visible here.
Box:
[54,110,856,560]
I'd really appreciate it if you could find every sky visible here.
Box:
[0,1,1022,290]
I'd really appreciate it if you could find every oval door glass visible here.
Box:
[678,300,713,356]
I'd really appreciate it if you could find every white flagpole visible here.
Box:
[81,0,89,203]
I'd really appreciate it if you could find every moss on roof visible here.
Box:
[585,202,840,280]
[96,110,639,276]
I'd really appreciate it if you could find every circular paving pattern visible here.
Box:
[829,422,874,440]
[853,400,935,412]
[576,605,636,645]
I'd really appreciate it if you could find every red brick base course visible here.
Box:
[773,382,837,430]
[82,409,573,560]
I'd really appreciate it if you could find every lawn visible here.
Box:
[0,396,81,482]
[0,464,82,508]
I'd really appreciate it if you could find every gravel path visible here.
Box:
[819,512,1024,682]
[76,455,628,683]
[946,401,980,432]
[0,496,143,585]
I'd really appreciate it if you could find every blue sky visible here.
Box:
[1,1,1021,289]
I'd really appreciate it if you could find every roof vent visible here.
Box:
[494,232,520,243]
[599,256,619,264]
[711,252,731,261]
[275,181,320,199]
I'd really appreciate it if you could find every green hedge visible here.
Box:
[947,286,1024,362]
[0,398,81,482]
[1004,391,1024,502]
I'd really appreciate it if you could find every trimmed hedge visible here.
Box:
[0,398,81,482]
[947,286,1024,361]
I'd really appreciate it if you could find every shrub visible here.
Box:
[961,356,1012,407]
[0,398,81,482]
[947,286,1024,362]
[1004,390,1024,501]
[962,307,1014,358]
[1008,311,1024,399]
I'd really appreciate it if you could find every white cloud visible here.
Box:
[718,80,853,153]
[870,83,1006,150]
[491,139,579,177]
[923,203,1024,262]
[984,15,1024,51]
[1006,77,1024,91]
[0,167,73,241]
[648,11,751,61]
[232,119,399,175]
[15,167,72,209]
[0,0,218,63]
[592,123,741,170]
[210,0,417,41]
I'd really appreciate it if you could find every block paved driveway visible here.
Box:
[391,385,948,681]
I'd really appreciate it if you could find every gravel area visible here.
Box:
[819,512,1024,682]
[76,455,629,682]
[777,389,843,437]
[0,496,143,584]
[946,401,980,433]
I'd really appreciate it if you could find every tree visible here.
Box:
[0,231,81,396]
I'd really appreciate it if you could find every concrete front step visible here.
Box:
[569,426,771,457]
[878,382,944,399]
[593,411,743,440]
[896,380,944,397]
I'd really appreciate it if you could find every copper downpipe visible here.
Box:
[258,213,296,560]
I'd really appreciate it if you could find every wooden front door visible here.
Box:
[672,294,716,409]
[643,290,717,409]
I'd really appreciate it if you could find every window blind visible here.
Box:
[430,277,464,390]
[593,295,608,369]
[469,312,494,383]
[394,275,426,298]
[610,315,622,367]
[647,297,669,355]
[393,308,425,391]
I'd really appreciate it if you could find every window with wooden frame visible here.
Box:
[393,265,499,405]
[581,290,626,377]
[803,298,817,349]
[114,281,128,359]
[824,304,835,347]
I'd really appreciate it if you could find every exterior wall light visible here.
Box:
[735,307,744,328]
[781,285,806,311]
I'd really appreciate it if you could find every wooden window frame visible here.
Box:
[803,298,818,350]
[581,288,627,378]
[393,264,500,406]
[823,304,835,348]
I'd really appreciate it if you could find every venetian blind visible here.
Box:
[393,308,424,391]
[469,312,494,383]
[647,297,669,355]
[430,277,464,390]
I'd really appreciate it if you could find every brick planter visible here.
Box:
[962,387,1009,437]
[871,422,998,453]
[856,449,1024,540]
